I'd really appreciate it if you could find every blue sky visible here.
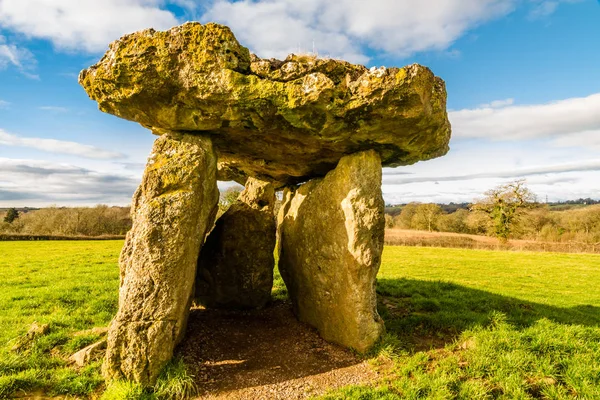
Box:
[0,0,599,206]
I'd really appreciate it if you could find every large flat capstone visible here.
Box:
[79,22,451,187]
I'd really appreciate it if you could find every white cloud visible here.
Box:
[0,0,178,53]
[0,35,37,78]
[551,130,600,150]
[379,132,600,204]
[529,0,560,18]
[450,93,600,141]
[0,129,125,160]
[0,100,10,109]
[383,159,600,184]
[202,0,517,62]
[381,171,599,204]
[528,0,582,19]
[0,0,581,62]
[0,158,137,206]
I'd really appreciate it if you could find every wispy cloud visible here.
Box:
[477,98,514,108]
[199,0,582,63]
[0,0,583,64]
[551,130,600,150]
[528,0,582,19]
[0,158,138,206]
[58,72,79,80]
[450,93,600,141]
[0,35,37,78]
[383,159,600,184]
[0,100,10,109]
[39,106,69,113]
[0,129,125,160]
[117,162,146,171]
[0,189,43,201]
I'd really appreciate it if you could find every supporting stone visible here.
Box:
[277,150,385,353]
[103,132,219,385]
[196,177,276,309]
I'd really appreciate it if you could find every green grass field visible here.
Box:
[324,248,600,399]
[1,242,599,399]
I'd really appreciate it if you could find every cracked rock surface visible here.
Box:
[103,132,219,385]
[80,22,451,187]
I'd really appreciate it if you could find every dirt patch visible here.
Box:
[180,301,379,399]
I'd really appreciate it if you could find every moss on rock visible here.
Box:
[103,132,219,385]
[80,22,451,186]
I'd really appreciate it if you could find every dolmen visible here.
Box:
[79,22,451,386]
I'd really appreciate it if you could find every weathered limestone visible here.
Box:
[79,22,451,186]
[70,339,107,367]
[11,322,50,352]
[196,177,276,309]
[79,21,452,386]
[103,132,219,385]
[277,150,385,352]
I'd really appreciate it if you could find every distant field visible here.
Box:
[1,241,599,399]
[386,228,600,254]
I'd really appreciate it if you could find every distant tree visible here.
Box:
[384,214,395,228]
[384,205,403,217]
[438,208,470,234]
[466,210,489,235]
[3,208,19,224]
[521,207,554,239]
[394,202,419,229]
[412,203,443,232]
[472,180,536,242]
[218,187,242,214]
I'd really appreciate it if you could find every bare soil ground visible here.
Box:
[180,301,380,400]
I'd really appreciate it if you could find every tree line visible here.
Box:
[1,181,598,242]
[386,181,600,244]
[0,205,131,237]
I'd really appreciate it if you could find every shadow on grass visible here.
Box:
[157,278,600,397]
[377,278,600,351]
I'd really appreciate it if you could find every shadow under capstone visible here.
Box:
[177,300,363,396]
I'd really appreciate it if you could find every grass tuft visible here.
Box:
[153,357,198,400]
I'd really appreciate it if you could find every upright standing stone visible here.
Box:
[278,150,385,353]
[196,177,276,309]
[103,132,218,385]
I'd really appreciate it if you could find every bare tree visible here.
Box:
[472,180,536,242]
[412,203,443,232]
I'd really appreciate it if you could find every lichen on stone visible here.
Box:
[80,22,451,187]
